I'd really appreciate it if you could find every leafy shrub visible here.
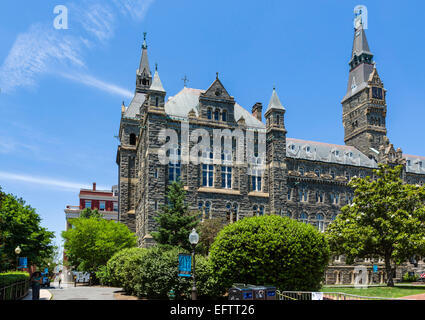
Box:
[97,247,147,292]
[102,245,220,299]
[209,215,330,293]
[403,272,419,282]
[0,271,30,287]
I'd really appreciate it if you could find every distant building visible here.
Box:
[64,182,119,230]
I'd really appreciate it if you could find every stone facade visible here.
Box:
[116,22,425,283]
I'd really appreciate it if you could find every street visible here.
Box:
[47,281,122,300]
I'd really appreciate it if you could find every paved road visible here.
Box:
[48,282,122,300]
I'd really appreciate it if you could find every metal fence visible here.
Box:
[276,290,410,301]
[0,280,29,300]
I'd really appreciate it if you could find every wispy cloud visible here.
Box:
[61,72,133,99]
[0,171,108,192]
[0,0,155,95]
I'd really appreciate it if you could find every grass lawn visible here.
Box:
[321,284,425,298]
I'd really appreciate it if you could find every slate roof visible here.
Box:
[403,154,425,174]
[266,88,285,112]
[123,92,146,119]
[342,63,374,102]
[164,87,264,129]
[286,138,378,168]
[150,70,165,92]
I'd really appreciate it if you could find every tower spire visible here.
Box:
[136,32,152,93]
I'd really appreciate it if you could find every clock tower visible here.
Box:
[341,18,388,161]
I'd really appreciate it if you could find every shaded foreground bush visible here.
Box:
[100,246,221,299]
[209,215,330,292]
[0,271,30,287]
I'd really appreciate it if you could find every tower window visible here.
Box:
[155,97,159,107]
[207,108,212,120]
[129,133,136,146]
[214,109,220,121]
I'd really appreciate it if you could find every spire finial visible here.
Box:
[155,63,158,71]
[142,32,147,49]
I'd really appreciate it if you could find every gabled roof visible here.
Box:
[286,138,378,168]
[164,87,264,128]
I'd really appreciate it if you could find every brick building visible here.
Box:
[64,183,119,231]
[116,17,424,284]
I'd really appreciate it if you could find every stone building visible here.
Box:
[116,20,425,283]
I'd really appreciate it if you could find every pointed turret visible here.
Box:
[266,87,285,113]
[136,32,152,93]
[149,64,165,93]
[148,64,166,108]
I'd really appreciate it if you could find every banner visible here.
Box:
[18,257,27,269]
[178,253,192,277]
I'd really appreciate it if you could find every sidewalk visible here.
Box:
[22,288,52,300]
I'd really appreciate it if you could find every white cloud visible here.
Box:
[112,0,156,21]
[0,23,85,93]
[0,0,155,95]
[0,171,108,192]
[61,72,134,99]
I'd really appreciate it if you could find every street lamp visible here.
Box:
[189,228,199,300]
[15,246,21,270]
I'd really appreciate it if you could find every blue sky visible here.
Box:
[1,0,425,251]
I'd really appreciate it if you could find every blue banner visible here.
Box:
[18,257,27,269]
[178,254,192,277]
[373,265,378,273]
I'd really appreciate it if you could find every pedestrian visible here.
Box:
[30,271,42,300]
[58,271,62,289]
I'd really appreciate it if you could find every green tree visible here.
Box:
[326,164,425,287]
[152,181,198,250]
[0,188,54,271]
[79,208,103,219]
[197,218,224,256]
[61,217,136,277]
[210,215,330,293]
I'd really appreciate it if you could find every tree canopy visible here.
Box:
[61,217,137,275]
[326,164,425,286]
[151,181,198,250]
[0,187,55,271]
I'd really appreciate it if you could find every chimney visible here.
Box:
[252,102,262,122]
[93,182,96,191]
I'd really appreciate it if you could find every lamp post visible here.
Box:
[15,246,21,271]
[189,228,199,300]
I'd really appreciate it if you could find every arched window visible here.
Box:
[207,108,212,120]
[232,203,239,222]
[155,97,159,107]
[129,133,136,145]
[315,169,321,177]
[316,213,324,232]
[259,205,264,216]
[253,205,258,216]
[222,110,227,121]
[300,212,308,224]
